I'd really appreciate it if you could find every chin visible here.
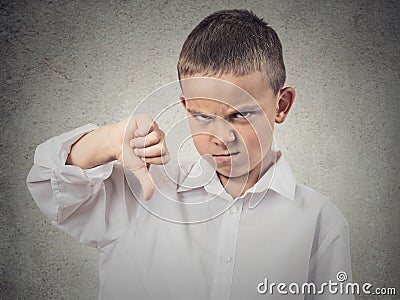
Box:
[216,166,249,179]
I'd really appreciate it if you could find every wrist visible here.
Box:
[106,123,123,161]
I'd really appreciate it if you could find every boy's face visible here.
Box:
[180,72,281,179]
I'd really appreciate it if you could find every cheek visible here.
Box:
[236,123,273,157]
[241,131,261,156]
[236,125,260,147]
[192,134,209,155]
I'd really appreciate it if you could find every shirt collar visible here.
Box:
[247,151,296,201]
[177,151,296,202]
[176,156,220,192]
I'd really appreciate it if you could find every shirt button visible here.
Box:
[223,256,232,263]
[229,205,238,214]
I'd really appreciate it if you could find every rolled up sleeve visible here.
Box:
[27,124,137,248]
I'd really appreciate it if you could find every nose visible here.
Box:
[210,119,236,146]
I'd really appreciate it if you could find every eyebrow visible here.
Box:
[186,105,261,116]
[186,108,204,115]
[234,105,261,111]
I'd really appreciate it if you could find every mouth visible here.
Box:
[212,152,240,162]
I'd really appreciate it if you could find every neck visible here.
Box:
[218,150,279,199]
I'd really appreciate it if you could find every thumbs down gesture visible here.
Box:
[113,114,170,200]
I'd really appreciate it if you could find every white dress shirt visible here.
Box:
[27,123,354,300]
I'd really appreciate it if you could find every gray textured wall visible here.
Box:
[1,0,399,299]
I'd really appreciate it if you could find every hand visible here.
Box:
[110,114,169,200]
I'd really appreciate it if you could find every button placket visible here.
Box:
[210,199,243,300]
[229,204,238,214]
[222,256,232,263]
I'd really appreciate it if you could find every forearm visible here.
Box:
[66,124,120,169]
[27,122,129,247]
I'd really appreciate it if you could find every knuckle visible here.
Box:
[151,135,159,144]
[152,121,159,130]
[160,144,168,155]
[136,113,155,132]
[154,130,162,141]
[163,153,170,163]
[145,134,155,145]
[150,132,161,144]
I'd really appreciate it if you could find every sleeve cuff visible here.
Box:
[34,123,114,185]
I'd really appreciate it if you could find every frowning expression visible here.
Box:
[180,72,279,179]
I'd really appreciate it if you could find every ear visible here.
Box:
[275,87,295,124]
[179,93,187,109]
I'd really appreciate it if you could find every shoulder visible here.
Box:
[294,183,348,226]
[271,153,348,230]
[293,184,350,258]
[294,184,348,231]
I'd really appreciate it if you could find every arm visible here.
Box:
[26,115,169,248]
[306,221,354,300]
[66,115,169,200]
[65,123,117,169]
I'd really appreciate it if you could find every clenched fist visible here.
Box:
[110,114,170,200]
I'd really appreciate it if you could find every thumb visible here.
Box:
[130,166,155,200]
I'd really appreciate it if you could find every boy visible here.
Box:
[27,9,353,300]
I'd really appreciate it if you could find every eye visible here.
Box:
[234,111,253,119]
[192,113,213,122]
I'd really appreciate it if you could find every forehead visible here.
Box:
[180,72,273,112]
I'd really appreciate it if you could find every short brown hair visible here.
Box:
[177,9,286,95]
